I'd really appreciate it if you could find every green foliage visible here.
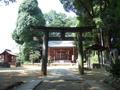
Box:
[21,43,31,61]
[12,30,24,44]
[29,50,40,63]
[44,10,78,27]
[44,10,78,37]
[102,0,120,30]
[12,0,45,61]
[12,0,45,44]
[16,53,21,62]
[60,0,109,26]
[100,0,120,79]
[60,0,102,52]
[109,59,120,78]
[23,61,31,64]
[20,39,41,62]
[90,52,98,64]
[60,0,120,78]
[16,47,25,64]
[101,0,120,48]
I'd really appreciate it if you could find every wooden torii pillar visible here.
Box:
[32,26,95,76]
[41,32,48,75]
[77,32,84,74]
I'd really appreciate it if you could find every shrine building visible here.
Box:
[48,41,77,63]
[0,49,16,65]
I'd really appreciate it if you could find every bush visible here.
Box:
[104,76,120,90]
[16,62,21,67]
[109,59,120,78]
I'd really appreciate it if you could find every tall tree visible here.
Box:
[101,0,120,78]
[59,0,109,25]
[12,0,45,62]
[102,0,120,48]
[60,0,120,77]
[59,0,110,74]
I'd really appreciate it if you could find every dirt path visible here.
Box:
[0,66,116,90]
[35,67,115,90]
[81,69,115,90]
[0,67,42,90]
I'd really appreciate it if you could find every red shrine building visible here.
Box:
[48,41,77,63]
[0,49,16,65]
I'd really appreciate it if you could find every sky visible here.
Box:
[0,0,76,53]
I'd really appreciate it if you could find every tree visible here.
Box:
[59,0,110,74]
[12,0,45,62]
[29,50,41,64]
[60,0,120,78]
[59,0,109,18]
[102,0,120,48]
[44,10,78,27]
[101,0,120,79]
[44,10,78,37]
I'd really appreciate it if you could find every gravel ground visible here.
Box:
[35,67,115,90]
[35,68,88,90]
[0,67,42,90]
[0,66,116,90]
[36,80,85,90]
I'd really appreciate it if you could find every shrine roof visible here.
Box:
[0,49,16,56]
[48,41,75,47]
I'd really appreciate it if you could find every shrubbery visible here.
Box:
[109,59,120,78]
[104,58,120,89]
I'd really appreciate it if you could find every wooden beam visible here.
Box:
[31,26,95,33]
[49,37,92,41]
[49,37,75,41]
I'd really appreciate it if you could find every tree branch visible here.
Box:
[77,0,94,18]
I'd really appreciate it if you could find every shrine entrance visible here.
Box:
[32,26,94,75]
[56,50,67,60]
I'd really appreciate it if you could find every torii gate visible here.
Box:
[32,26,94,76]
